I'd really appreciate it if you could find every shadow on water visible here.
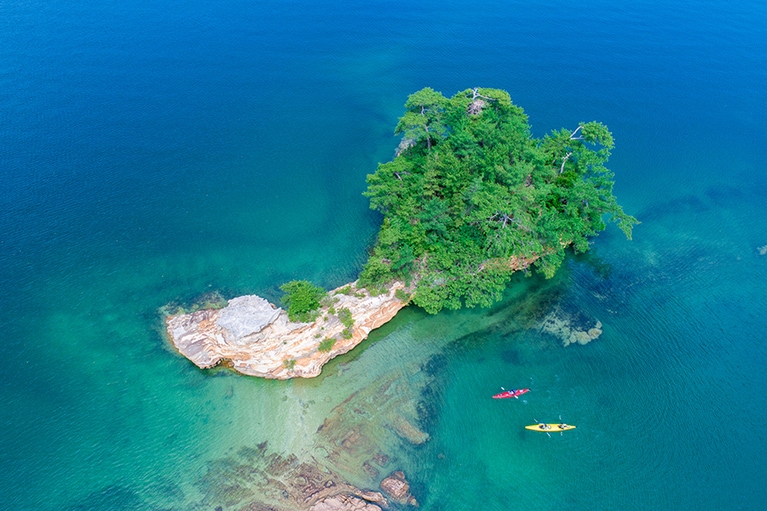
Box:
[421,353,448,378]
[635,193,710,223]
[704,184,745,206]
[415,353,450,435]
[500,347,522,365]
[569,248,614,281]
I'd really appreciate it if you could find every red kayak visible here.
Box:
[492,388,529,399]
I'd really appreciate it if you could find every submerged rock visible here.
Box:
[387,414,429,445]
[380,471,418,507]
[539,307,603,346]
[310,495,379,511]
[310,494,382,511]
[195,442,390,511]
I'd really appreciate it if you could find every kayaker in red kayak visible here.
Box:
[492,387,529,399]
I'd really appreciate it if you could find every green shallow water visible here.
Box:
[2,0,767,509]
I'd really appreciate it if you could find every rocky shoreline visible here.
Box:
[165,281,408,379]
[164,250,544,379]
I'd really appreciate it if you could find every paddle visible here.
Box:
[533,418,551,437]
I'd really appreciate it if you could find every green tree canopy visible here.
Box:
[279,280,326,323]
[395,87,450,150]
[359,87,638,313]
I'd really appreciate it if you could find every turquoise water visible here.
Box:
[1,0,766,509]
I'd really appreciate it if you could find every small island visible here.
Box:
[166,87,637,379]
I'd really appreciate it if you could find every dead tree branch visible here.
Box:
[559,152,572,174]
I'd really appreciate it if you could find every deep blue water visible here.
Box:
[1,0,766,509]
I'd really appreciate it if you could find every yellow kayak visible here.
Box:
[525,423,576,432]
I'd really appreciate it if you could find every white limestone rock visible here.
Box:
[216,295,281,342]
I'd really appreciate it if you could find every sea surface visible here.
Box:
[1,0,766,509]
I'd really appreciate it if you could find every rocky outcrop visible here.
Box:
[166,281,408,379]
[380,471,418,507]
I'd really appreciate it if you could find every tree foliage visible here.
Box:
[359,87,638,313]
[280,280,326,323]
[318,338,336,352]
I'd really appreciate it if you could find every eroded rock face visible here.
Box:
[165,281,408,379]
